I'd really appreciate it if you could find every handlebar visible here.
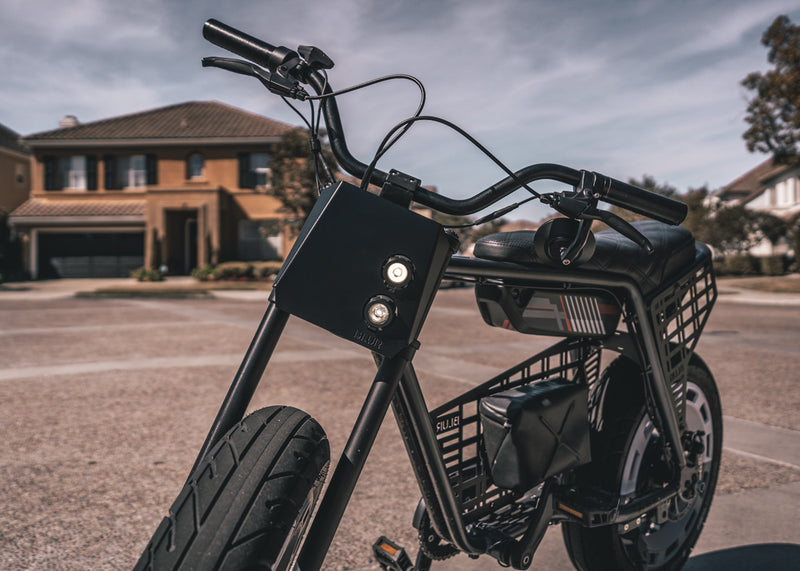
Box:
[202,19,688,226]
[594,174,687,225]
[203,19,298,74]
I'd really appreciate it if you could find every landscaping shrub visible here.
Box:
[191,261,283,282]
[190,265,216,281]
[131,267,164,282]
[721,255,759,276]
[759,254,786,276]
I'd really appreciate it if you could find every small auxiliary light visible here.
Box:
[364,295,396,329]
[382,255,414,288]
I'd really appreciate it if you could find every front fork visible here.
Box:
[188,300,437,570]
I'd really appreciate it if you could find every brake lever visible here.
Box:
[202,56,309,100]
[584,208,654,254]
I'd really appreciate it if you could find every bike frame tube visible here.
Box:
[296,344,419,569]
[391,362,484,553]
[190,301,289,474]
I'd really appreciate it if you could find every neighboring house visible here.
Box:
[9,101,295,279]
[711,157,800,256]
[0,123,31,214]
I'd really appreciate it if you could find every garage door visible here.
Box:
[38,232,145,279]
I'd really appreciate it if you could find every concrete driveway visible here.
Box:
[0,281,798,569]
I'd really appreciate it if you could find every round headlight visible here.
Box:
[364,295,395,329]
[382,255,414,288]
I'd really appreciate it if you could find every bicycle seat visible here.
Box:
[473,220,699,295]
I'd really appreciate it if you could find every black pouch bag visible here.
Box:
[479,378,591,492]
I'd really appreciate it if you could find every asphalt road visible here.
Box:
[0,284,798,570]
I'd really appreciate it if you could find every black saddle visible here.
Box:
[473,220,702,295]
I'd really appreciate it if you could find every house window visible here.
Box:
[62,156,85,189]
[187,153,205,179]
[238,152,272,189]
[44,155,97,191]
[103,154,157,190]
[118,155,147,188]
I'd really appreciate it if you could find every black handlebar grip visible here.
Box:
[203,19,296,73]
[597,173,688,225]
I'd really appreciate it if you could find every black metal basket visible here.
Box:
[644,254,717,427]
[429,338,602,523]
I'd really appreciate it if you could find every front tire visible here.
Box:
[135,406,330,571]
[562,357,722,570]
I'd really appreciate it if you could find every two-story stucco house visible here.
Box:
[713,157,800,256]
[9,101,296,279]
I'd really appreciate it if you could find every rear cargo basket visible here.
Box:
[640,253,717,428]
[429,338,601,523]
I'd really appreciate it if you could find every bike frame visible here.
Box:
[188,245,713,568]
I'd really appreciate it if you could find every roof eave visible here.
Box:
[9,215,146,226]
[24,136,284,149]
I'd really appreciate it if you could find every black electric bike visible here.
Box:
[135,19,722,571]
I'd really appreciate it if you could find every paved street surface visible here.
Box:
[0,281,799,570]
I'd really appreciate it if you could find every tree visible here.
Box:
[680,185,713,242]
[742,15,800,162]
[703,204,787,255]
[269,128,337,231]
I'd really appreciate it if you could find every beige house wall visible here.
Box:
[0,149,31,213]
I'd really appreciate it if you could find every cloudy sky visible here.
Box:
[2,0,799,221]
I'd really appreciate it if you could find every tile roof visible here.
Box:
[24,101,293,143]
[717,157,793,204]
[0,123,29,155]
[10,199,145,218]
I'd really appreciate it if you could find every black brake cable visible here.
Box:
[279,73,337,192]
[360,114,555,207]
[308,74,426,161]
[442,194,543,229]
[278,71,426,192]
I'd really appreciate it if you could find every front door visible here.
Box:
[165,209,198,274]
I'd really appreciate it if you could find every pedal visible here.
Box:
[373,536,413,571]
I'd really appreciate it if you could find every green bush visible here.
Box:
[190,265,216,281]
[253,261,283,279]
[721,255,759,276]
[131,267,164,282]
[759,255,786,276]
[191,261,283,282]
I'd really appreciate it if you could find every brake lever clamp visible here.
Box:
[550,176,599,265]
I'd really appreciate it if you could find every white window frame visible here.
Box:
[61,156,87,190]
[188,153,205,180]
[251,153,272,189]
[118,155,147,189]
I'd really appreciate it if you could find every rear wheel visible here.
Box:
[562,357,722,570]
[135,406,330,571]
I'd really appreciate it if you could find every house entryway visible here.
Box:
[165,209,198,274]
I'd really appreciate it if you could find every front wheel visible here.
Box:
[562,357,722,570]
[135,406,330,571]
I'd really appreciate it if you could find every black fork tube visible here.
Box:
[296,345,417,570]
[190,301,289,474]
